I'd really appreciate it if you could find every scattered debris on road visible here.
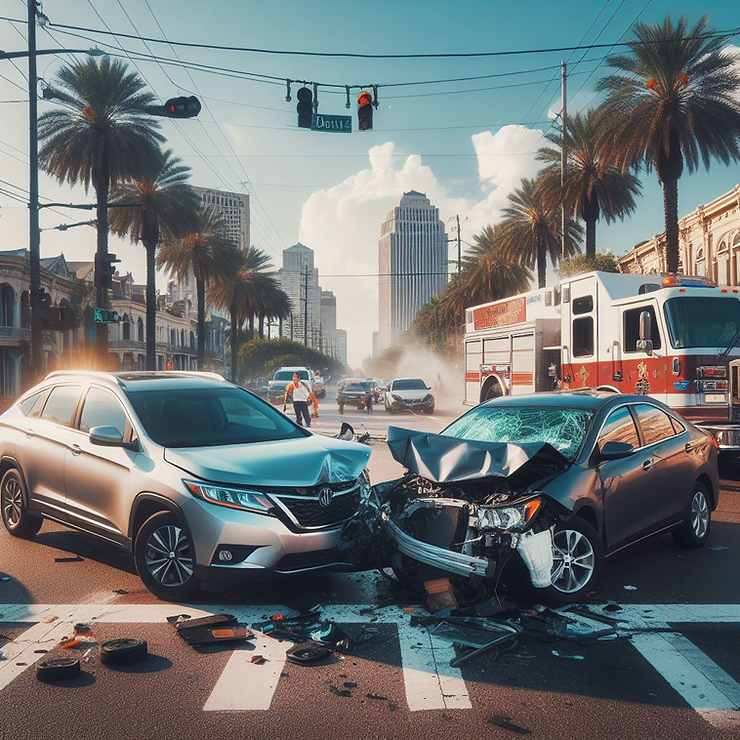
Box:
[100,638,148,666]
[167,614,254,647]
[708,545,729,551]
[488,715,531,735]
[53,556,84,563]
[36,657,80,682]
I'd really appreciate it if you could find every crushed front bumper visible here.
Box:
[382,517,492,578]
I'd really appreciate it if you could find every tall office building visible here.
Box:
[378,191,448,351]
[278,243,321,348]
[320,289,348,365]
[192,186,250,249]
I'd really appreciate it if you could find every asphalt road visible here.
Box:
[1,392,739,739]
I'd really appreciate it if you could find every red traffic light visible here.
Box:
[357,91,373,131]
[357,91,373,108]
[163,96,202,119]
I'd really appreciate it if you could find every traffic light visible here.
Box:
[95,252,120,290]
[38,306,76,331]
[33,286,52,309]
[357,90,373,131]
[297,87,313,129]
[162,96,202,118]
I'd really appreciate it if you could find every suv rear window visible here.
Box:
[40,385,80,427]
[273,370,308,381]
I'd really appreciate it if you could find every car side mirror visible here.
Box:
[89,426,138,451]
[599,441,635,461]
[426,385,432,390]
[637,310,654,355]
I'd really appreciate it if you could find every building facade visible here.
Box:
[278,243,321,348]
[192,186,250,250]
[319,288,348,364]
[378,190,448,351]
[618,185,740,280]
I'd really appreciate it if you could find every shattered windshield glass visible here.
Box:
[441,406,593,460]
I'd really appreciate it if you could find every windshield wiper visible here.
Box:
[719,326,740,360]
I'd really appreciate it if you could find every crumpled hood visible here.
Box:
[164,434,371,487]
[386,426,568,483]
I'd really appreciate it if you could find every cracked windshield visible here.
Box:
[1,2,739,739]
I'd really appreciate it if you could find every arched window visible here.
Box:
[695,247,705,277]
[190,331,195,350]
[137,317,144,342]
[170,328,176,345]
[717,241,730,284]
[0,284,16,328]
[122,313,131,341]
[20,291,30,328]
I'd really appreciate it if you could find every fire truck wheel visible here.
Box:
[672,482,711,549]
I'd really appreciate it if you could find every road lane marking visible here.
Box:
[203,633,288,711]
[631,632,740,730]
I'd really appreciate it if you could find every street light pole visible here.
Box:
[27,0,42,381]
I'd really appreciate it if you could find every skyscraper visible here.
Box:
[378,191,448,351]
[278,243,321,348]
[192,186,250,249]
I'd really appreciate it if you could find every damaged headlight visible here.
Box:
[184,480,274,515]
[476,497,541,532]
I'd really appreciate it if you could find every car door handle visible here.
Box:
[642,459,652,472]
[684,443,693,454]
[25,429,35,439]
[68,443,82,456]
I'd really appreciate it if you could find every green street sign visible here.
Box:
[94,308,120,323]
[311,113,352,133]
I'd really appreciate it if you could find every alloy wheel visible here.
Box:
[551,529,595,594]
[691,491,709,539]
[2,475,22,528]
[144,525,194,587]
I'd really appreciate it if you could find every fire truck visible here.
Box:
[463,271,740,450]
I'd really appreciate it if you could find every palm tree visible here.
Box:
[597,15,740,273]
[157,207,242,369]
[537,109,642,259]
[38,57,164,361]
[497,178,582,288]
[209,246,274,383]
[109,149,201,370]
[459,225,532,306]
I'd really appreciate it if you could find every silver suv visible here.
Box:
[0,372,370,600]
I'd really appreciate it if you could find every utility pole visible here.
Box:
[289,311,294,341]
[27,0,42,381]
[302,266,308,348]
[560,60,567,260]
[456,214,462,273]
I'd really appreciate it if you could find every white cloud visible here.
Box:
[299,129,545,365]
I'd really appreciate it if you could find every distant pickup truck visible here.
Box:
[267,366,317,404]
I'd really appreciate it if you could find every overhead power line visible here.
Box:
[0,15,735,59]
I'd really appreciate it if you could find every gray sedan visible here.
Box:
[376,391,719,603]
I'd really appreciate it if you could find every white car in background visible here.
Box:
[384,377,435,414]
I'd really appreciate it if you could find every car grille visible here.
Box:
[270,481,360,529]
[275,549,348,572]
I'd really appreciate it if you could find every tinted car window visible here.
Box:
[634,404,676,446]
[126,386,304,447]
[18,392,42,417]
[273,370,308,381]
[442,406,593,460]
[598,406,639,448]
[40,385,80,427]
[80,388,128,436]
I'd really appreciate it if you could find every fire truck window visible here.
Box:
[598,406,639,449]
[623,305,662,352]
[572,296,593,315]
[572,317,594,357]
[633,403,676,445]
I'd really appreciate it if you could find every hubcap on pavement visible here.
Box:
[2,475,22,527]
[551,529,595,594]
[691,491,709,538]
[144,525,193,586]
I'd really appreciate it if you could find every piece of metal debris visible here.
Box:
[0,576,11,582]
[250,654,266,665]
[285,641,331,665]
[54,556,84,563]
[488,715,531,735]
[623,585,638,591]
[551,650,585,660]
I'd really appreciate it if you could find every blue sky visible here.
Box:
[1,0,739,364]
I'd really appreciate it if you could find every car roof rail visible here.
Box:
[44,370,124,386]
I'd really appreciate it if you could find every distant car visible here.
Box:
[378,391,719,602]
[385,377,435,414]
[313,374,326,399]
[337,379,373,414]
[267,366,316,404]
[0,371,370,600]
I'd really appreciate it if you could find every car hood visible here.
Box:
[386,426,568,484]
[164,434,371,487]
[390,389,430,399]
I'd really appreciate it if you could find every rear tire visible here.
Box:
[541,518,604,604]
[134,510,199,601]
[1,468,43,538]
[672,482,711,549]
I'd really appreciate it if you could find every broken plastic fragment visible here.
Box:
[517,528,554,588]
[250,654,266,665]
[623,585,638,591]
[41,615,58,624]
[708,546,728,552]
[551,650,585,660]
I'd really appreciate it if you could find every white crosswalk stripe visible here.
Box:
[1,602,739,726]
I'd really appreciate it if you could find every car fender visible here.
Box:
[128,492,192,550]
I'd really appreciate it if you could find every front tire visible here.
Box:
[542,518,604,604]
[672,482,711,549]
[1,468,43,538]
[134,511,199,601]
